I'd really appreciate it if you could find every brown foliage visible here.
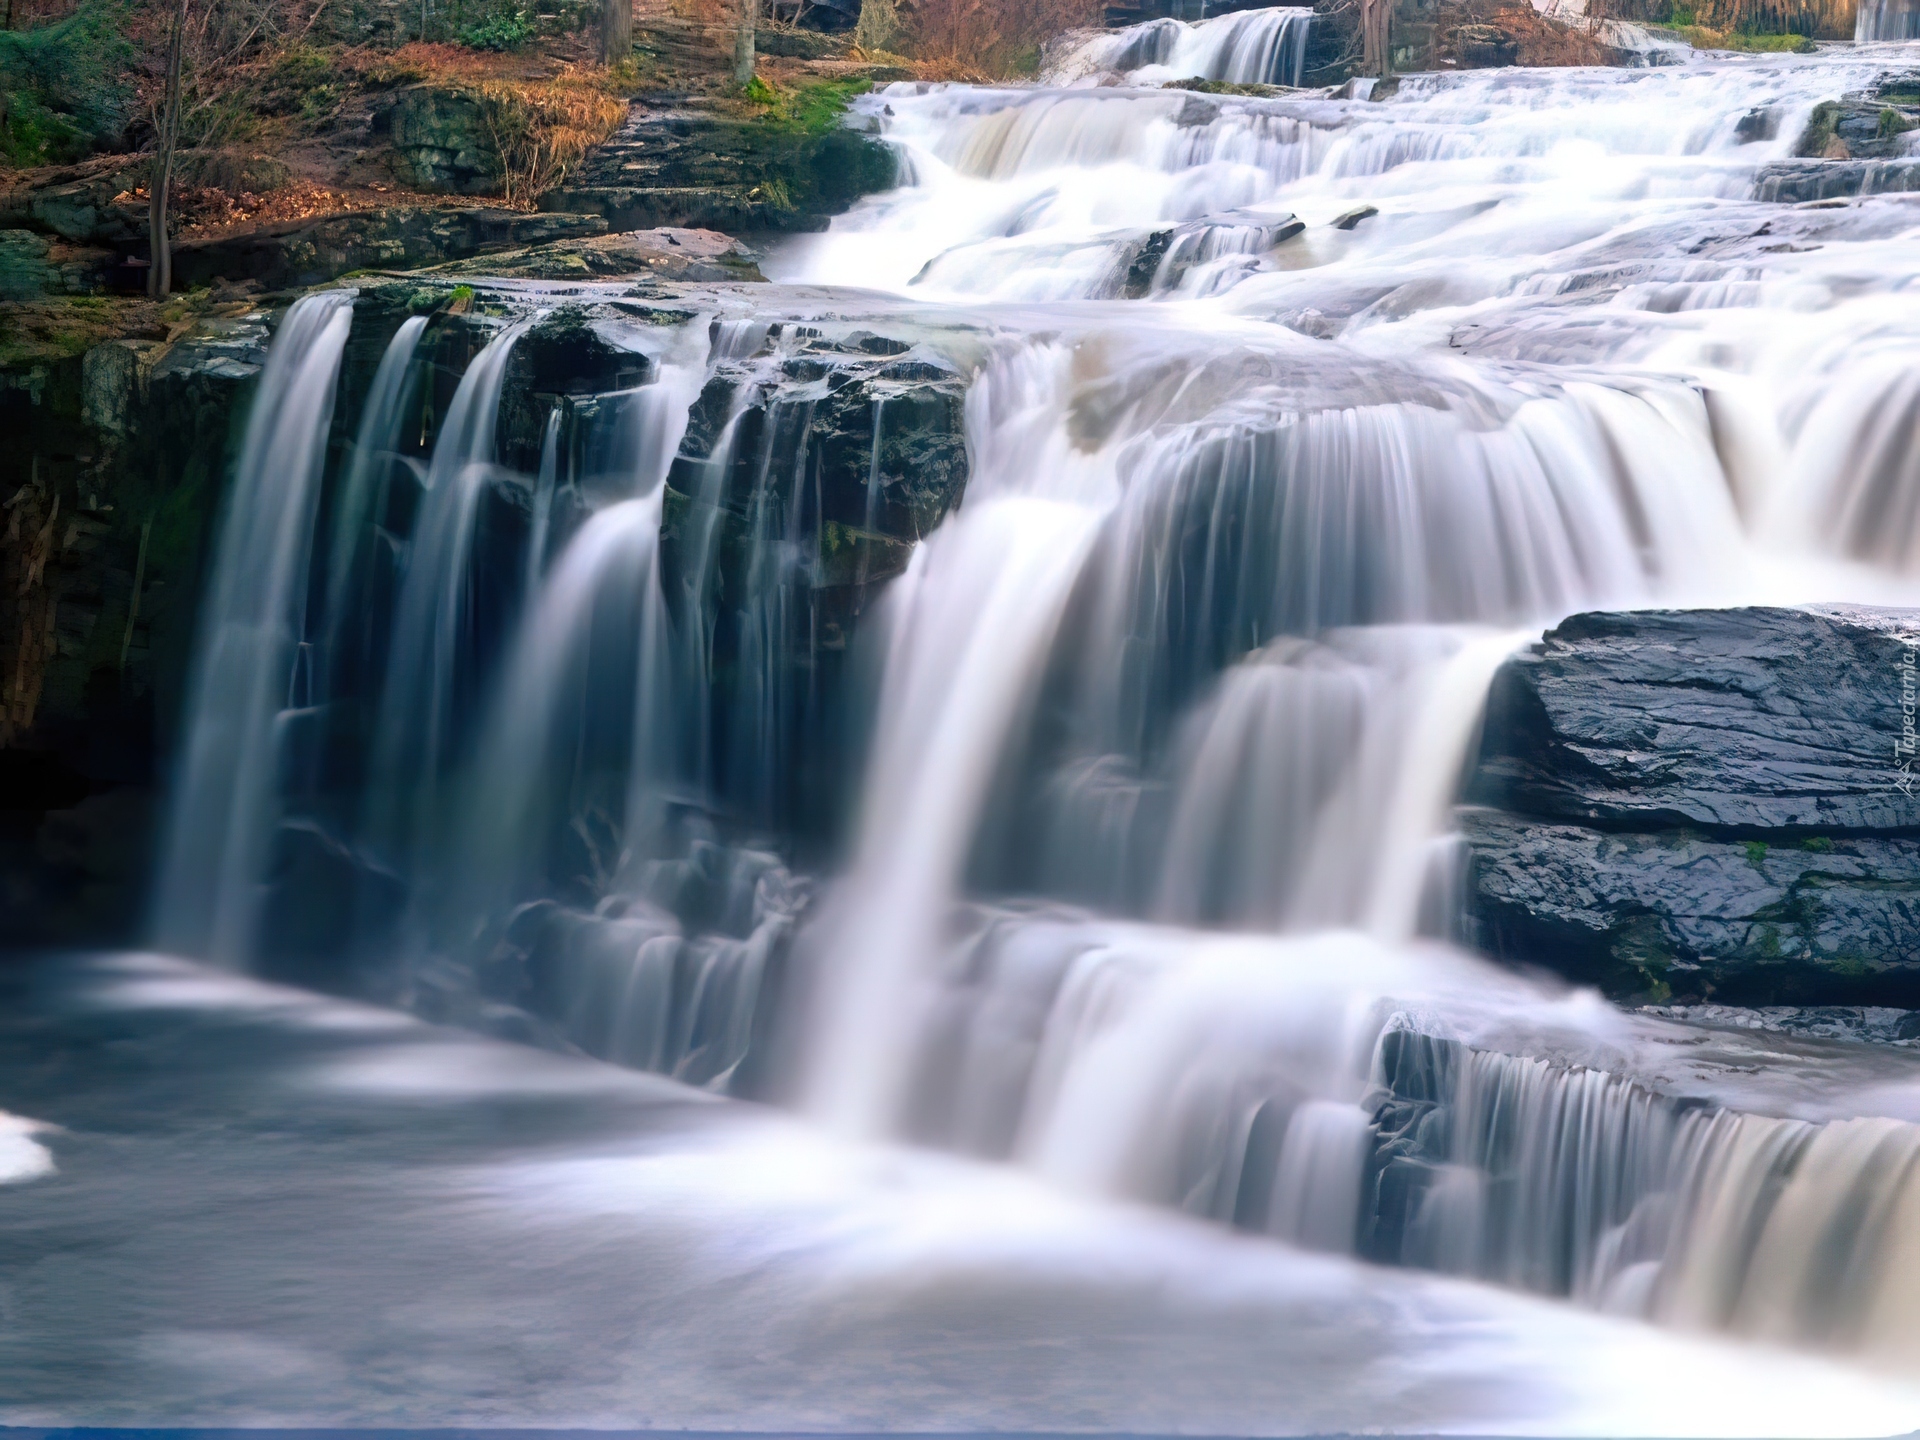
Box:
[905,0,1101,74]
[472,76,627,206]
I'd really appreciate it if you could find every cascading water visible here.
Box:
[149,38,1920,1401]
[1859,0,1920,39]
[154,293,354,965]
[1045,7,1317,88]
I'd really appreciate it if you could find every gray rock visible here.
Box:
[1468,606,1920,834]
[1462,605,1920,1003]
[1639,1002,1920,1045]
[1462,809,1920,1003]
[540,97,897,235]
[1752,158,1920,203]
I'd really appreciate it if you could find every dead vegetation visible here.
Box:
[470,77,627,206]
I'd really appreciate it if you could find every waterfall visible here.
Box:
[366,317,535,875]
[323,315,427,695]
[153,293,354,964]
[1858,0,1920,37]
[151,39,1920,1384]
[1046,8,1317,87]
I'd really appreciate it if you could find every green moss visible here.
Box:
[273,44,336,86]
[1744,839,1769,870]
[604,52,659,94]
[751,77,873,137]
[1802,835,1836,852]
[1655,22,1814,51]
[1880,107,1915,138]
[1610,914,1679,1002]
[0,1,133,164]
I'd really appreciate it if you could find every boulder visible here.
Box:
[1752,158,1920,203]
[1463,809,1920,1003]
[1469,606,1920,833]
[376,86,507,196]
[1463,606,1920,1005]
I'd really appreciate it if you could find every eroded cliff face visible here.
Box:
[1,308,269,943]
[1462,607,1920,1005]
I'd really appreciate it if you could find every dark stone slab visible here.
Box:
[1468,606,1920,835]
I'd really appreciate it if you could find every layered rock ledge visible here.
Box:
[1463,606,1920,1005]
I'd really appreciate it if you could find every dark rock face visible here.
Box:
[541,99,897,235]
[659,325,972,841]
[1,314,269,946]
[376,87,507,196]
[1471,607,1920,833]
[1464,810,1920,1003]
[1463,606,1920,1005]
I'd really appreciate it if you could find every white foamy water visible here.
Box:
[0,1111,55,1186]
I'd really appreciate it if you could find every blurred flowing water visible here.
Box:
[25,29,1920,1431]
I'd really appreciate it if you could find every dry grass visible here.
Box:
[471,76,627,206]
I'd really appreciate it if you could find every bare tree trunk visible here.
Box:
[148,0,188,299]
[602,0,631,63]
[1360,0,1391,77]
[733,0,754,85]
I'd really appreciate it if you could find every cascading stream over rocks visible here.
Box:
[150,34,1920,1392]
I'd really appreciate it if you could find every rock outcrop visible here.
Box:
[540,95,897,234]
[1463,606,1920,1004]
[169,207,610,292]
[2,310,272,944]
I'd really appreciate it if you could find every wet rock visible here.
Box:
[1639,1002,1920,1046]
[1794,98,1920,161]
[658,322,972,835]
[1463,809,1920,1004]
[1463,606,1920,1004]
[1469,607,1920,834]
[1,307,271,946]
[540,98,897,234]
[1753,158,1920,202]
[1123,229,1174,298]
[256,819,408,976]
